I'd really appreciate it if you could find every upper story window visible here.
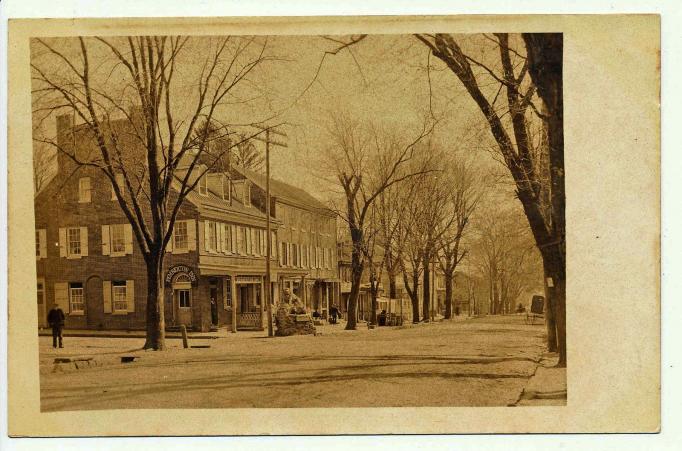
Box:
[222,224,233,253]
[111,173,125,200]
[174,221,188,250]
[78,177,91,203]
[110,224,125,254]
[68,227,81,256]
[35,230,47,259]
[208,221,217,252]
[59,226,88,259]
[244,182,251,207]
[222,175,231,202]
[198,175,208,196]
[237,226,246,254]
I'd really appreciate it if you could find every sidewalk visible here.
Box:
[515,352,567,406]
[38,327,224,339]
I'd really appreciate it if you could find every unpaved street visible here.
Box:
[40,315,547,411]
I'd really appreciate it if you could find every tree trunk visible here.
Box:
[404,271,421,323]
[422,254,430,322]
[388,272,397,299]
[444,271,453,319]
[345,265,363,330]
[143,256,166,350]
[554,274,567,367]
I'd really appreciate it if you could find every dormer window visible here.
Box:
[198,175,208,196]
[244,181,251,207]
[222,175,231,202]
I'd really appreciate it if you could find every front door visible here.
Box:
[175,288,193,326]
[86,276,104,328]
[37,279,46,328]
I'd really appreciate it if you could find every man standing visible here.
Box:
[47,304,65,348]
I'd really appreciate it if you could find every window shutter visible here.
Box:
[101,225,110,256]
[58,228,66,257]
[204,220,211,252]
[245,228,251,255]
[39,229,47,259]
[187,219,196,251]
[126,280,135,312]
[102,280,112,313]
[231,225,237,254]
[54,282,68,310]
[80,227,88,257]
[198,220,205,253]
[166,221,174,253]
[124,224,133,254]
[216,223,222,253]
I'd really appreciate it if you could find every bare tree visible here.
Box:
[471,207,542,316]
[324,113,433,330]
[414,33,566,366]
[33,143,57,194]
[436,159,480,319]
[31,36,278,350]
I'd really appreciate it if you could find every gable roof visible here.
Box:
[234,166,332,213]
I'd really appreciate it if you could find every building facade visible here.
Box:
[35,114,337,332]
[239,167,340,318]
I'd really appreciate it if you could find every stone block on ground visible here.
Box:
[275,303,316,336]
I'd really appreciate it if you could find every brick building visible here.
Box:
[35,113,337,332]
[238,167,340,318]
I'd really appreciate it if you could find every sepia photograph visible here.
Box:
[5,12,661,437]
[29,31,566,411]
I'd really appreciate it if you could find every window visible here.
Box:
[67,227,81,256]
[178,289,191,308]
[223,224,233,253]
[251,228,258,256]
[111,173,125,200]
[225,276,232,307]
[244,182,251,206]
[243,227,250,254]
[280,242,288,266]
[112,281,128,312]
[78,177,91,203]
[110,224,125,254]
[35,231,40,257]
[292,244,299,267]
[174,221,188,250]
[198,175,208,196]
[222,176,231,202]
[69,282,84,313]
[208,221,217,251]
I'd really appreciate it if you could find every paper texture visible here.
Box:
[7,14,660,435]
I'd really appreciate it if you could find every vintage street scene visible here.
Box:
[31,33,567,410]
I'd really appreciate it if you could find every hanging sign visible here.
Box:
[165,264,198,285]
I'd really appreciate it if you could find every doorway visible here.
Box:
[210,283,218,326]
[37,279,46,328]
[86,276,104,328]
[173,274,193,327]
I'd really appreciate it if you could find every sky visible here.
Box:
[31,34,514,200]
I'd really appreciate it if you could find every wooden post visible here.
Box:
[231,274,237,333]
[180,325,189,349]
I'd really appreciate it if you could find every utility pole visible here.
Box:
[251,125,287,337]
